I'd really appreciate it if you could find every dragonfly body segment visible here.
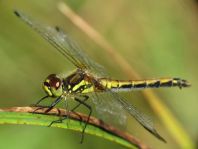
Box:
[43,69,190,97]
[99,77,190,92]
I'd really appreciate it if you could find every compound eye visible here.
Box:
[50,78,61,89]
[44,82,50,88]
[46,74,62,90]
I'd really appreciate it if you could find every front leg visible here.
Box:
[74,96,92,144]
[30,95,49,107]
[32,96,62,113]
[48,95,89,127]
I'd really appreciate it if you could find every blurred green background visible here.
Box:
[0,0,197,149]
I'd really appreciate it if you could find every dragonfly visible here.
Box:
[14,10,190,143]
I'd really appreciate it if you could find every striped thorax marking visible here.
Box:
[63,70,96,94]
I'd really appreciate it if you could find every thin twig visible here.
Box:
[0,106,150,149]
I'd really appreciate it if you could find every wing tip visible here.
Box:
[154,131,167,143]
[14,10,21,17]
[143,126,167,143]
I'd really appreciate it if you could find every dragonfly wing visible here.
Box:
[89,92,127,128]
[14,10,106,76]
[53,27,106,76]
[110,92,166,142]
[15,11,165,142]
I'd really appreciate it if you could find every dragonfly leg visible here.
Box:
[32,96,62,113]
[48,118,64,127]
[71,95,89,112]
[30,95,49,107]
[48,95,91,143]
[74,96,92,144]
[70,95,89,124]
[45,96,62,113]
[48,95,89,127]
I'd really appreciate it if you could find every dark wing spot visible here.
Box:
[14,10,20,17]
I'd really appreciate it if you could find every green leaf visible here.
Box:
[0,107,149,149]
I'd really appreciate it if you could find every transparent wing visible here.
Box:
[15,10,124,123]
[89,92,127,128]
[15,10,165,142]
[89,91,165,142]
[14,10,105,76]
[110,92,166,142]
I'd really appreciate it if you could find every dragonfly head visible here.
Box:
[43,74,63,97]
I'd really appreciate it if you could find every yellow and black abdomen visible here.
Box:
[99,78,190,92]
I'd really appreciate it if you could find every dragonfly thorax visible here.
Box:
[43,74,63,97]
